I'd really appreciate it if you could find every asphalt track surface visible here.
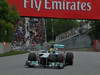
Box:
[0,51,100,75]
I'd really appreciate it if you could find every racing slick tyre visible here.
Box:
[25,60,33,67]
[26,53,37,67]
[65,52,74,65]
[28,53,37,61]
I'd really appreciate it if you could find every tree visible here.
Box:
[45,18,79,41]
[0,0,20,42]
[90,20,100,40]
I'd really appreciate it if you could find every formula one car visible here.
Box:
[25,44,74,69]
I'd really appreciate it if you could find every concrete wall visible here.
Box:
[0,43,4,53]
[56,34,92,49]
[0,43,11,54]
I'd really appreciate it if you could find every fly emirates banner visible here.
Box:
[7,0,100,19]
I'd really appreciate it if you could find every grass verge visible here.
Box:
[0,50,28,57]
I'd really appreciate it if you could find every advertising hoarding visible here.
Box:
[7,0,100,19]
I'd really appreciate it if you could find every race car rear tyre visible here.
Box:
[28,53,37,61]
[65,52,74,65]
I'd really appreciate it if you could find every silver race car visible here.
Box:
[25,44,74,69]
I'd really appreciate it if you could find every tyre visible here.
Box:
[28,53,37,61]
[65,52,74,65]
[25,60,33,67]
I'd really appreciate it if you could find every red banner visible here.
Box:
[7,0,100,19]
[93,40,100,51]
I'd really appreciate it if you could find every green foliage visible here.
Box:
[90,20,100,39]
[0,50,28,57]
[46,18,79,41]
[0,0,20,42]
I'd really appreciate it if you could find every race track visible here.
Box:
[0,51,100,75]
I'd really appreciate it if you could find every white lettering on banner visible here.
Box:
[33,0,42,11]
[45,0,51,10]
[70,2,76,10]
[23,0,92,11]
[24,0,29,8]
[52,1,62,10]
[87,2,92,11]
[24,0,42,11]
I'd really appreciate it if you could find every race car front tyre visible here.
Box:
[65,52,74,65]
[28,53,37,61]
[25,61,33,67]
